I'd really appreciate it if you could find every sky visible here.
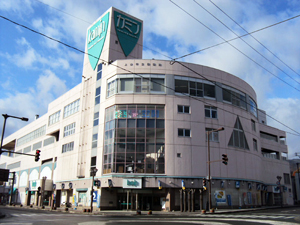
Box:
[0,0,300,159]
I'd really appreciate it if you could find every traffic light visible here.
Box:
[35,150,41,162]
[222,154,228,165]
[93,180,99,186]
[202,179,207,191]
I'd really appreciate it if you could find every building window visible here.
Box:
[95,87,101,105]
[177,153,181,158]
[284,173,290,184]
[90,156,97,176]
[228,117,249,149]
[260,132,278,142]
[178,128,191,137]
[104,105,165,174]
[93,112,99,126]
[178,105,190,114]
[281,152,287,160]
[64,122,76,137]
[17,125,46,147]
[206,128,219,142]
[107,75,165,98]
[249,97,257,117]
[107,80,117,97]
[62,142,74,153]
[97,64,102,80]
[261,149,279,159]
[49,111,61,125]
[92,134,98,149]
[175,78,215,98]
[251,120,256,131]
[205,106,217,119]
[222,85,247,109]
[63,99,80,118]
[253,139,257,151]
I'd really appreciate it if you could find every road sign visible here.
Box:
[93,191,97,202]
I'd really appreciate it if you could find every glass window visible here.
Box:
[228,117,249,150]
[93,112,99,126]
[97,64,102,80]
[178,105,190,114]
[204,84,215,98]
[205,106,217,119]
[249,97,258,117]
[104,104,165,175]
[92,134,98,148]
[251,120,256,131]
[151,78,164,92]
[175,80,188,93]
[62,141,74,153]
[178,128,191,137]
[49,110,61,126]
[253,139,257,151]
[64,122,76,137]
[120,78,133,92]
[64,99,80,118]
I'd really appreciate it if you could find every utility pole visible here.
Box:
[9,172,15,205]
[207,127,224,213]
[90,168,98,213]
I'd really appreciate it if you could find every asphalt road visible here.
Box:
[0,206,300,225]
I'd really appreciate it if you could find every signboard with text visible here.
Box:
[123,178,142,189]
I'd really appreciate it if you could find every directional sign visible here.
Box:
[93,191,97,202]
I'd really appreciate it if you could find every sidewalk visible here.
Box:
[1,204,297,217]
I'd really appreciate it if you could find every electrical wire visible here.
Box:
[1,14,299,136]
[193,0,300,86]
[169,0,300,93]
[209,0,300,79]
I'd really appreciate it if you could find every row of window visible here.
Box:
[48,99,80,126]
[107,75,165,97]
[106,74,258,118]
[16,125,46,147]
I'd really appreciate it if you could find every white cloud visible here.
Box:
[0,70,67,137]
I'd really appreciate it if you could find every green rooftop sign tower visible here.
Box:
[114,11,142,57]
[87,12,110,70]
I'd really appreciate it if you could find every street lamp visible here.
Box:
[90,167,98,213]
[0,114,29,156]
[207,127,224,212]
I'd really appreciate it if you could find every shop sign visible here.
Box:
[273,186,280,193]
[214,190,226,203]
[29,180,40,191]
[114,10,142,56]
[123,178,142,189]
[87,12,110,70]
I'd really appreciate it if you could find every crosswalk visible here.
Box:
[10,213,84,217]
[197,214,295,219]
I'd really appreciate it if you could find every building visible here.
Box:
[0,7,293,211]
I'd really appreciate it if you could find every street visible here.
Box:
[0,206,300,224]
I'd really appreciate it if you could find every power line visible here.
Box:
[193,0,300,87]
[209,0,300,79]
[169,0,300,93]
[1,14,299,136]
[172,5,300,61]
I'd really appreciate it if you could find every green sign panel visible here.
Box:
[114,11,141,57]
[87,12,110,70]
[127,180,139,187]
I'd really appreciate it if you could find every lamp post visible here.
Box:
[0,114,29,156]
[207,127,224,212]
[90,167,98,213]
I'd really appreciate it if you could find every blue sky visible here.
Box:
[1,0,300,158]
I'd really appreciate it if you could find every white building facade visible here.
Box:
[0,7,293,210]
